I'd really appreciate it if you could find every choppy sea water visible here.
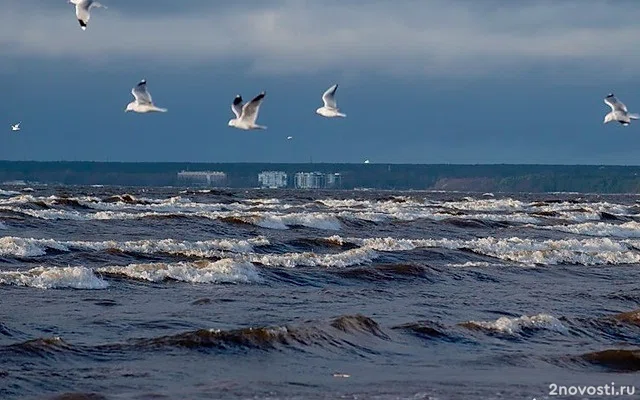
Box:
[0,185,639,400]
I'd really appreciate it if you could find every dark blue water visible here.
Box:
[0,185,639,399]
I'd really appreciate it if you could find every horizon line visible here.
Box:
[0,160,639,168]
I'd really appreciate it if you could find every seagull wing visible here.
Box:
[231,95,243,118]
[89,1,107,10]
[240,92,266,124]
[132,80,153,105]
[604,94,627,112]
[322,84,339,108]
[75,1,91,29]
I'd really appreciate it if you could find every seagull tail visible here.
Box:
[155,107,168,113]
[629,113,639,120]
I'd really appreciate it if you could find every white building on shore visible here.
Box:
[258,171,288,188]
[293,172,342,189]
[294,172,324,189]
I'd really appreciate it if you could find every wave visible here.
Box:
[578,349,640,372]
[2,337,78,361]
[0,266,108,289]
[612,309,640,326]
[329,235,640,266]
[538,221,640,238]
[0,236,269,258]
[243,246,378,268]
[392,320,464,343]
[0,205,343,230]
[5,192,635,229]
[460,314,568,336]
[0,314,388,359]
[96,259,261,284]
[335,263,434,282]
[130,314,389,354]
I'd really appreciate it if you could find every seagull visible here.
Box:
[364,159,370,164]
[287,136,293,140]
[316,84,346,118]
[10,123,20,132]
[228,92,267,130]
[68,0,107,31]
[604,93,638,126]
[125,80,167,113]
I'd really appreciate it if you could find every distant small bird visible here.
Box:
[228,92,267,130]
[364,159,370,164]
[125,80,168,113]
[287,136,293,140]
[68,0,107,31]
[316,84,346,118]
[10,123,20,132]
[603,93,638,126]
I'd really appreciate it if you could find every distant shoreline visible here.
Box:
[0,161,638,193]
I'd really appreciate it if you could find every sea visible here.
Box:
[0,185,639,400]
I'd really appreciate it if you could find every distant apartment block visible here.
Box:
[294,172,342,189]
[177,171,227,186]
[258,171,288,188]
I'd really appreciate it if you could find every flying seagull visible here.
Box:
[11,123,20,132]
[287,136,293,140]
[603,93,638,126]
[228,92,267,130]
[125,80,168,113]
[316,84,346,118]
[68,0,107,31]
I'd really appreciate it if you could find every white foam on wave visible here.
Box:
[337,211,389,223]
[0,189,22,196]
[244,246,379,268]
[316,199,377,209]
[441,198,527,212]
[256,213,341,231]
[319,198,541,224]
[0,236,69,257]
[0,236,269,258]
[97,259,261,284]
[465,314,568,335]
[329,235,640,266]
[243,198,281,205]
[0,204,342,230]
[448,261,492,267]
[537,221,640,238]
[0,266,109,289]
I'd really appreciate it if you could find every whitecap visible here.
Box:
[97,259,261,284]
[0,266,108,289]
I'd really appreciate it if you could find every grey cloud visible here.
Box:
[3,0,640,78]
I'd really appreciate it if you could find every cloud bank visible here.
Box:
[3,0,640,78]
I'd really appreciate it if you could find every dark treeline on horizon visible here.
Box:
[0,161,639,193]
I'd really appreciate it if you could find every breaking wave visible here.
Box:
[0,266,108,290]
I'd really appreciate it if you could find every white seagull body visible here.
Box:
[11,123,20,132]
[68,0,106,31]
[603,93,638,126]
[228,92,267,130]
[125,80,167,113]
[316,84,346,118]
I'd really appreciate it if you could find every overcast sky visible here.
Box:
[3,0,640,164]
